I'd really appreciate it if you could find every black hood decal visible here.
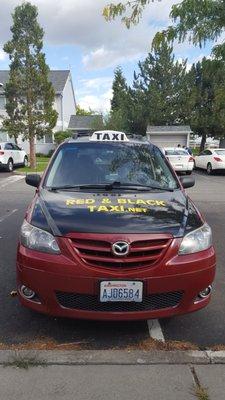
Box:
[30,189,202,237]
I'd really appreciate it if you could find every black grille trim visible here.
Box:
[55,291,183,312]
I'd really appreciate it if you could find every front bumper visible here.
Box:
[17,237,216,321]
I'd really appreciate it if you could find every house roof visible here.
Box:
[147,125,192,134]
[68,115,103,130]
[49,70,70,93]
[0,70,70,94]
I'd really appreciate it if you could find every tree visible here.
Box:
[154,0,225,52]
[127,87,149,134]
[133,40,189,126]
[76,105,95,116]
[111,66,129,111]
[104,1,225,58]
[107,45,189,134]
[188,57,225,151]
[3,2,58,168]
[108,67,132,132]
[103,1,160,28]
[90,116,105,131]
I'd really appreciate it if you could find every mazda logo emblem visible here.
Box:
[112,241,129,256]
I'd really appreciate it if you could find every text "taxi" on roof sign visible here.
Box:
[90,130,129,142]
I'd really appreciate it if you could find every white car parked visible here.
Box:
[164,148,194,175]
[0,142,28,172]
[194,148,225,175]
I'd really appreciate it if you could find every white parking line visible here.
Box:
[0,208,18,223]
[0,175,24,189]
[147,319,165,342]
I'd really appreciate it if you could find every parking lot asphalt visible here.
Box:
[0,170,224,349]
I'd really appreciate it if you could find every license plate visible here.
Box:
[175,164,183,168]
[100,281,143,302]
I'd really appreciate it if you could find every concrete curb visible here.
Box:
[13,171,43,176]
[0,350,225,365]
[13,172,27,176]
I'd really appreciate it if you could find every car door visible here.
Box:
[11,143,21,164]
[202,150,212,170]
[12,144,24,164]
[195,151,206,169]
[4,143,15,164]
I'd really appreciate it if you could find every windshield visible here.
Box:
[165,149,188,156]
[44,142,179,190]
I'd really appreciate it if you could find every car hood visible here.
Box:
[30,189,201,236]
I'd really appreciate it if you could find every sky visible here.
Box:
[0,0,214,113]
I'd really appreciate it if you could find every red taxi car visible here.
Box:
[16,131,216,320]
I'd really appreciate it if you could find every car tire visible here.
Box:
[207,163,213,175]
[6,158,13,172]
[23,156,28,167]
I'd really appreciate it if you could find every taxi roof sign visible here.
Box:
[90,130,129,142]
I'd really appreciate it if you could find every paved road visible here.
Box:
[0,170,224,348]
[162,170,225,347]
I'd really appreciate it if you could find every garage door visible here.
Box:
[149,134,187,148]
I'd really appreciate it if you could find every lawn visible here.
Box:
[16,156,50,173]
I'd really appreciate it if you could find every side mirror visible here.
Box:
[179,176,195,189]
[25,174,41,188]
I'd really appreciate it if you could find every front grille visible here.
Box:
[69,236,171,269]
[55,291,183,312]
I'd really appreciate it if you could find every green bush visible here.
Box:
[36,152,46,157]
[47,149,55,157]
[191,147,200,156]
[54,131,71,145]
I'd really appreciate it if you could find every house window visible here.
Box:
[0,96,5,110]
[45,134,53,143]
[36,134,53,144]
[36,137,45,144]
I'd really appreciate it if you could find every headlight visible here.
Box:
[179,223,212,255]
[20,220,60,254]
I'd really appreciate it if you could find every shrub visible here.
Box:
[54,131,71,145]
[36,152,45,157]
[47,149,55,157]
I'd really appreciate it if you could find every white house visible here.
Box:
[0,70,76,154]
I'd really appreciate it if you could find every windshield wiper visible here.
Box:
[46,184,145,192]
[47,182,174,192]
[106,182,174,192]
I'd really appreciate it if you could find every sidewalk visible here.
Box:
[1,350,225,399]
